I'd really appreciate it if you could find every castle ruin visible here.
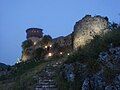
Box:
[73,15,109,50]
[21,15,109,61]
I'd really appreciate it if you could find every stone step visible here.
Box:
[38,82,53,84]
[35,87,57,90]
[35,61,63,90]
[36,84,57,88]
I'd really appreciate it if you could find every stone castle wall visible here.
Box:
[73,15,109,50]
[53,34,72,47]
[21,15,110,61]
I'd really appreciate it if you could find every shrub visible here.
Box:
[69,25,120,62]
[103,67,116,84]
[87,59,101,74]
[33,48,47,59]
[21,39,33,50]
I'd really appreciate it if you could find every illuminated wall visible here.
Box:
[73,15,109,50]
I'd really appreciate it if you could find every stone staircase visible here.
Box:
[35,60,63,90]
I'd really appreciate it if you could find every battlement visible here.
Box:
[26,28,43,39]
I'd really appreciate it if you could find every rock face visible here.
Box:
[73,15,109,50]
[82,47,120,90]
[61,47,120,90]
[63,64,75,82]
[0,63,9,76]
[99,47,120,70]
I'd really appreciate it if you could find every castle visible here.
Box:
[26,28,43,45]
[21,15,109,61]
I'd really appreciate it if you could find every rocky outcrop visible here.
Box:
[0,63,10,77]
[99,47,120,70]
[82,47,120,90]
[61,47,120,90]
[73,15,109,50]
[62,64,75,82]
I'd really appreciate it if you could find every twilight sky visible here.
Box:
[0,0,120,65]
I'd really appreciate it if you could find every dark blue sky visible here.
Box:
[0,0,120,65]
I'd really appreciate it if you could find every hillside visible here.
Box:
[0,63,9,68]
[0,15,120,90]
[58,28,120,90]
[0,56,67,90]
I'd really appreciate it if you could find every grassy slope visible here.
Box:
[0,57,67,90]
[0,61,48,90]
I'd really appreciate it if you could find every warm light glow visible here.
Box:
[34,42,37,45]
[16,61,19,64]
[16,58,21,64]
[48,53,52,57]
[45,46,48,49]
[50,45,52,47]
[60,52,63,55]
[67,53,70,56]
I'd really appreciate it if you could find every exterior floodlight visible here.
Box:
[60,52,63,55]
[50,45,52,47]
[67,53,70,56]
[45,46,48,49]
[48,53,52,57]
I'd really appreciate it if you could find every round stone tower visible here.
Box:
[26,28,43,39]
[26,28,43,44]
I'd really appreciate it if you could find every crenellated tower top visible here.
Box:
[26,28,43,39]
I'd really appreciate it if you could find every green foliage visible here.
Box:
[0,59,49,90]
[102,28,120,47]
[66,52,82,63]
[109,22,119,30]
[12,60,46,77]
[41,35,52,46]
[0,60,46,81]
[62,23,120,89]
[67,25,120,64]
[103,67,116,84]
[13,76,37,90]
[52,42,61,52]
[1,20,120,90]
[22,39,33,50]
[56,75,69,90]
[87,59,101,74]
[33,48,47,59]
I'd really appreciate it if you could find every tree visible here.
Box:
[52,42,61,53]
[33,48,46,59]
[41,35,52,46]
[109,22,119,30]
[104,16,109,21]
[21,39,33,50]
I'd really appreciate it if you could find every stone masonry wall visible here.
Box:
[73,15,109,50]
